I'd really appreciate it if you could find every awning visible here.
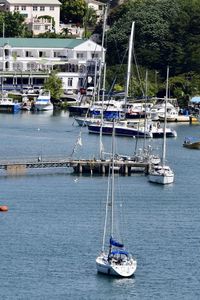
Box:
[190,96,200,103]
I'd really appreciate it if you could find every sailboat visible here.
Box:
[96,121,137,277]
[148,67,174,184]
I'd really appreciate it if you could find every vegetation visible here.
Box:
[0,0,199,104]
[43,72,63,102]
[102,0,200,103]
[0,12,30,37]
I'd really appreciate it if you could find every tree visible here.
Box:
[60,0,87,24]
[0,12,30,37]
[83,6,97,38]
[44,71,63,102]
[105,0,200,78]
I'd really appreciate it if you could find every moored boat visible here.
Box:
[0,97,21,113]
[96,119,137,277]
[34,90,53,111]
[183,137,200,149]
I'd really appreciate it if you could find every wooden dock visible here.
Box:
[0,156,151,175]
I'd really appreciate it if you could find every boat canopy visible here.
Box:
[110,250,129,256]
[184,136,200,142]
[190,96,200,104]
[110,237,124,248]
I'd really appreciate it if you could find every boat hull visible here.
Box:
[183,142,200,149]
[148,173,174,184]
[152,130,177,138]
[96,256,137,278]
[88,124,152,138]
[68,105,89,115]
[34,103,53,111]
[0,103,21,113]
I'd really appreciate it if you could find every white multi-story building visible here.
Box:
[2,0,61,35]
[0,37,105,92]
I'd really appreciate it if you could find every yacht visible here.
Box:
[34,90,53,111]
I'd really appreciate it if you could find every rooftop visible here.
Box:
[3,0,61,4]
[0,37,86,49]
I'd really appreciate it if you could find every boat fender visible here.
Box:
[0,205,9,212]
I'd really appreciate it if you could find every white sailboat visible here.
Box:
[148,67,174,184]
[96,121,137,277]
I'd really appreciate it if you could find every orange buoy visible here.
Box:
[0,205,9,212]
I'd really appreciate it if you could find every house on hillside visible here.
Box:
[87,0,105,21]
[1,0,61,35]
[0,37,105,92]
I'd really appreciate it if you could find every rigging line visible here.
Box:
[106,48,128,101]
[102,165,111,252]
[133,51,145,96]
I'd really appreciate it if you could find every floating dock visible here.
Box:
[0,157,151,175]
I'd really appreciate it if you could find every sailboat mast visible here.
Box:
[143,69,148,150]
[162,66,169,166]
[99,4,108,159]
[110,121,115,237]
[1,22,5,101]
[124,21,135,110]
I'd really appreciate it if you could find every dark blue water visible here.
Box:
[0,111,200,299]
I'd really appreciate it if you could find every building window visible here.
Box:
[78,78,84,87]
[68,78,73,87]
[14,6,19,11]
[92,53,99,59]
[34,25,40,30]
[33,6,37,11]
[40,6,45,11]
[26,51,32,57]
[50,6,54,11]
[77,53,84,59]
[39,51,45,58]
[21,6,26,11]
[45,25,49,30]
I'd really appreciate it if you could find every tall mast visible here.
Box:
[162,66,169,166]
[1,22,5,101]
[124,21,135,110]
[99,4,108,159]
[111,120,115,237]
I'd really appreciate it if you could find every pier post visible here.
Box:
[124,164,128,175]
[6,164,26,175]
[78,164,82,174]
[101,164,105,174]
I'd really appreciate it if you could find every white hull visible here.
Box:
[148,166,174,184]
[35,103,53,111]
[96,255,137,278]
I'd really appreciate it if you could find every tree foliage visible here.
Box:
[0,12,29,37]
[106,0,200,78]
[60,0,87,24]
[44,72,63,101]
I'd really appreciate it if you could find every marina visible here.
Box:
[0,110,200,299]
[0,157,151,175]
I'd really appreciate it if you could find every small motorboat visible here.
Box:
[183,137,200,149]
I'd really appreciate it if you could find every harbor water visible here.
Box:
[0,111,200,299]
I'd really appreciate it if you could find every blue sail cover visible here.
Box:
[110,237,124,248]
[111,250,129,256]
